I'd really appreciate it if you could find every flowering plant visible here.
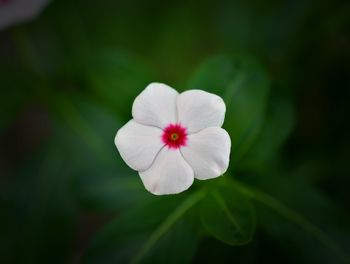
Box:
[115,83,231,195]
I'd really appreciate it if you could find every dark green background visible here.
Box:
[1,0,350,263]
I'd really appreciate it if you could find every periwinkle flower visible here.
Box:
[115,83,231,195]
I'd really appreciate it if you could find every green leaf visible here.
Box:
[84,191,205,264]
[83,49,154,120]
[231,177,350,264]
[199,178,256,246]
[51,97,145,212]
[188,55,270,165]
[238,95,295,169]
[0,136,78,264]
[76,176,150,212]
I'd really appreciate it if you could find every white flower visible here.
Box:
[0,0,50,30]
[115,83,231,195]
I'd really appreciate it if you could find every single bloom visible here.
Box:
[0,0,50,30]
[115,83,231,195]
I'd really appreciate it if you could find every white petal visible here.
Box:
[132,83,178,129]
[115,120,164,171]
[139,148,194,195]
[177,90,226,133]
[181,127,231,180]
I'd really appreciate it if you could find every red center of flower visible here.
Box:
[162,123,187,149]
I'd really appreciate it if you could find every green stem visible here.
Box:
[230,179,350,264]
[131,190,206,264]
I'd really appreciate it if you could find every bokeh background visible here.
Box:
[1,0,350,263]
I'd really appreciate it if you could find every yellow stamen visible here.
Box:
[171,133,179,141]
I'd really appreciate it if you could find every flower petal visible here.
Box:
[177,90,226,133]
[139,148,194,195]
[115,120,164,171]
[181,127,231,180]
[132,82,178,129]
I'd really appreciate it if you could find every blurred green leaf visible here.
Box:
[238,95,295,170]
[76,175,150,212]
[84,191,205,264]
[47,93,121,171]
[188,55,270,166]
[83,49,155,120]
[50,96,145,213]
[232,176,350,264]
[0,135,78,264]
[200,178,256,246]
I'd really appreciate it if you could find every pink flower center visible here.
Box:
[162,123,187,149]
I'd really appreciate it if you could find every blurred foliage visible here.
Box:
[0,0,350,264]
[188,55,271,165]
[199,179,256,246]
